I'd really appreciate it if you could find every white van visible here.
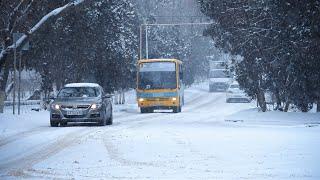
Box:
[209,69,232,92]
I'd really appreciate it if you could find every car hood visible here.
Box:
[53,97,101,105]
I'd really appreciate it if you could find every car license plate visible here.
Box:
[66,110,83,116]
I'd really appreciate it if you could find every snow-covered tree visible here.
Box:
[199,0,320,112]
[0,0,85,112]
[24,0,140,95]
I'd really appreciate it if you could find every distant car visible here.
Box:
[50,83,113,127]
[209,69,232,92]
[226,82,250,103]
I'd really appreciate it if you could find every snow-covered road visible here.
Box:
[0,83,319,179]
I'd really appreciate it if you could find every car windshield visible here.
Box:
[138,62,177,89]
[57,87,99,98]
[230,84,239,88]
[210,70,228,78]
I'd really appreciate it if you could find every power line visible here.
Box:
[139,22,215,59]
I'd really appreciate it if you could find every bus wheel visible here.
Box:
[148,108,154,113]
[173,106,180,113]
[141,108,147,113]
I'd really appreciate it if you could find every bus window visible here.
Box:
[138,62,177,89]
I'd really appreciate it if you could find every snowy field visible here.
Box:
[0,82,319,179]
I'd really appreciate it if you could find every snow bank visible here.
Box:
[0,110,50,138]
[225,108,320,126]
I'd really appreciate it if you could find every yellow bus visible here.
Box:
[136,59,184,113]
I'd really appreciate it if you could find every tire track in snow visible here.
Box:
[0,88,226,178]
[0,126,61,148]
[0,112,170,178]
[0,127,100,178]
[183,92,224,112]
[98,93,226,168]
[102,135,161,167]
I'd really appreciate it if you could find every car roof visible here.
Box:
[210,69,226,72]
[138,59,182,64]
[64,83,101,88]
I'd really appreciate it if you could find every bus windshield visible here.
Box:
[138,62,177,89]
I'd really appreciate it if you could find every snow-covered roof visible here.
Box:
[64,83,101,88]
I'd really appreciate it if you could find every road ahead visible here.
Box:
[0,84,319,179]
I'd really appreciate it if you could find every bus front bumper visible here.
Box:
[137,97,179,108]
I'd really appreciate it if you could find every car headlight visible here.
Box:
[138,98,144,102]
[91,103,102,110]
[171,97,177,101]
[52,104,60,110]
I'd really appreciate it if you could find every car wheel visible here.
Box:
[226,98,230,103]
[50,120,59,127]
[106,110,113,125]
[60,121,67,127]
[99,110,107,126]
[99,118,106,126]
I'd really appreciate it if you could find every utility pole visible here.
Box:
[145,25,149,59]
[12,32,29,115]
[18,51,22,115]
[139,25,143,60]
[13,42,17,115]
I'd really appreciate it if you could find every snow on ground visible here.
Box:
[0,107,49,139]
[0,81,319,179]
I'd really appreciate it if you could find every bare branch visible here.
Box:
[0,0,85,63]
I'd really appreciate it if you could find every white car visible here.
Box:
[209,69,232,92]
[226,83,250,103]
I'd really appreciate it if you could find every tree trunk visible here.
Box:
[0,91,5,113]
[257,90,267,112]
[0,57,10,113]
[300,103,309,112]
[121,90,125,104]
[274,90,282,110]
[284,101,290,112]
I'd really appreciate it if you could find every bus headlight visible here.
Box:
[138,98,144,102]
[171,97,177,101]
